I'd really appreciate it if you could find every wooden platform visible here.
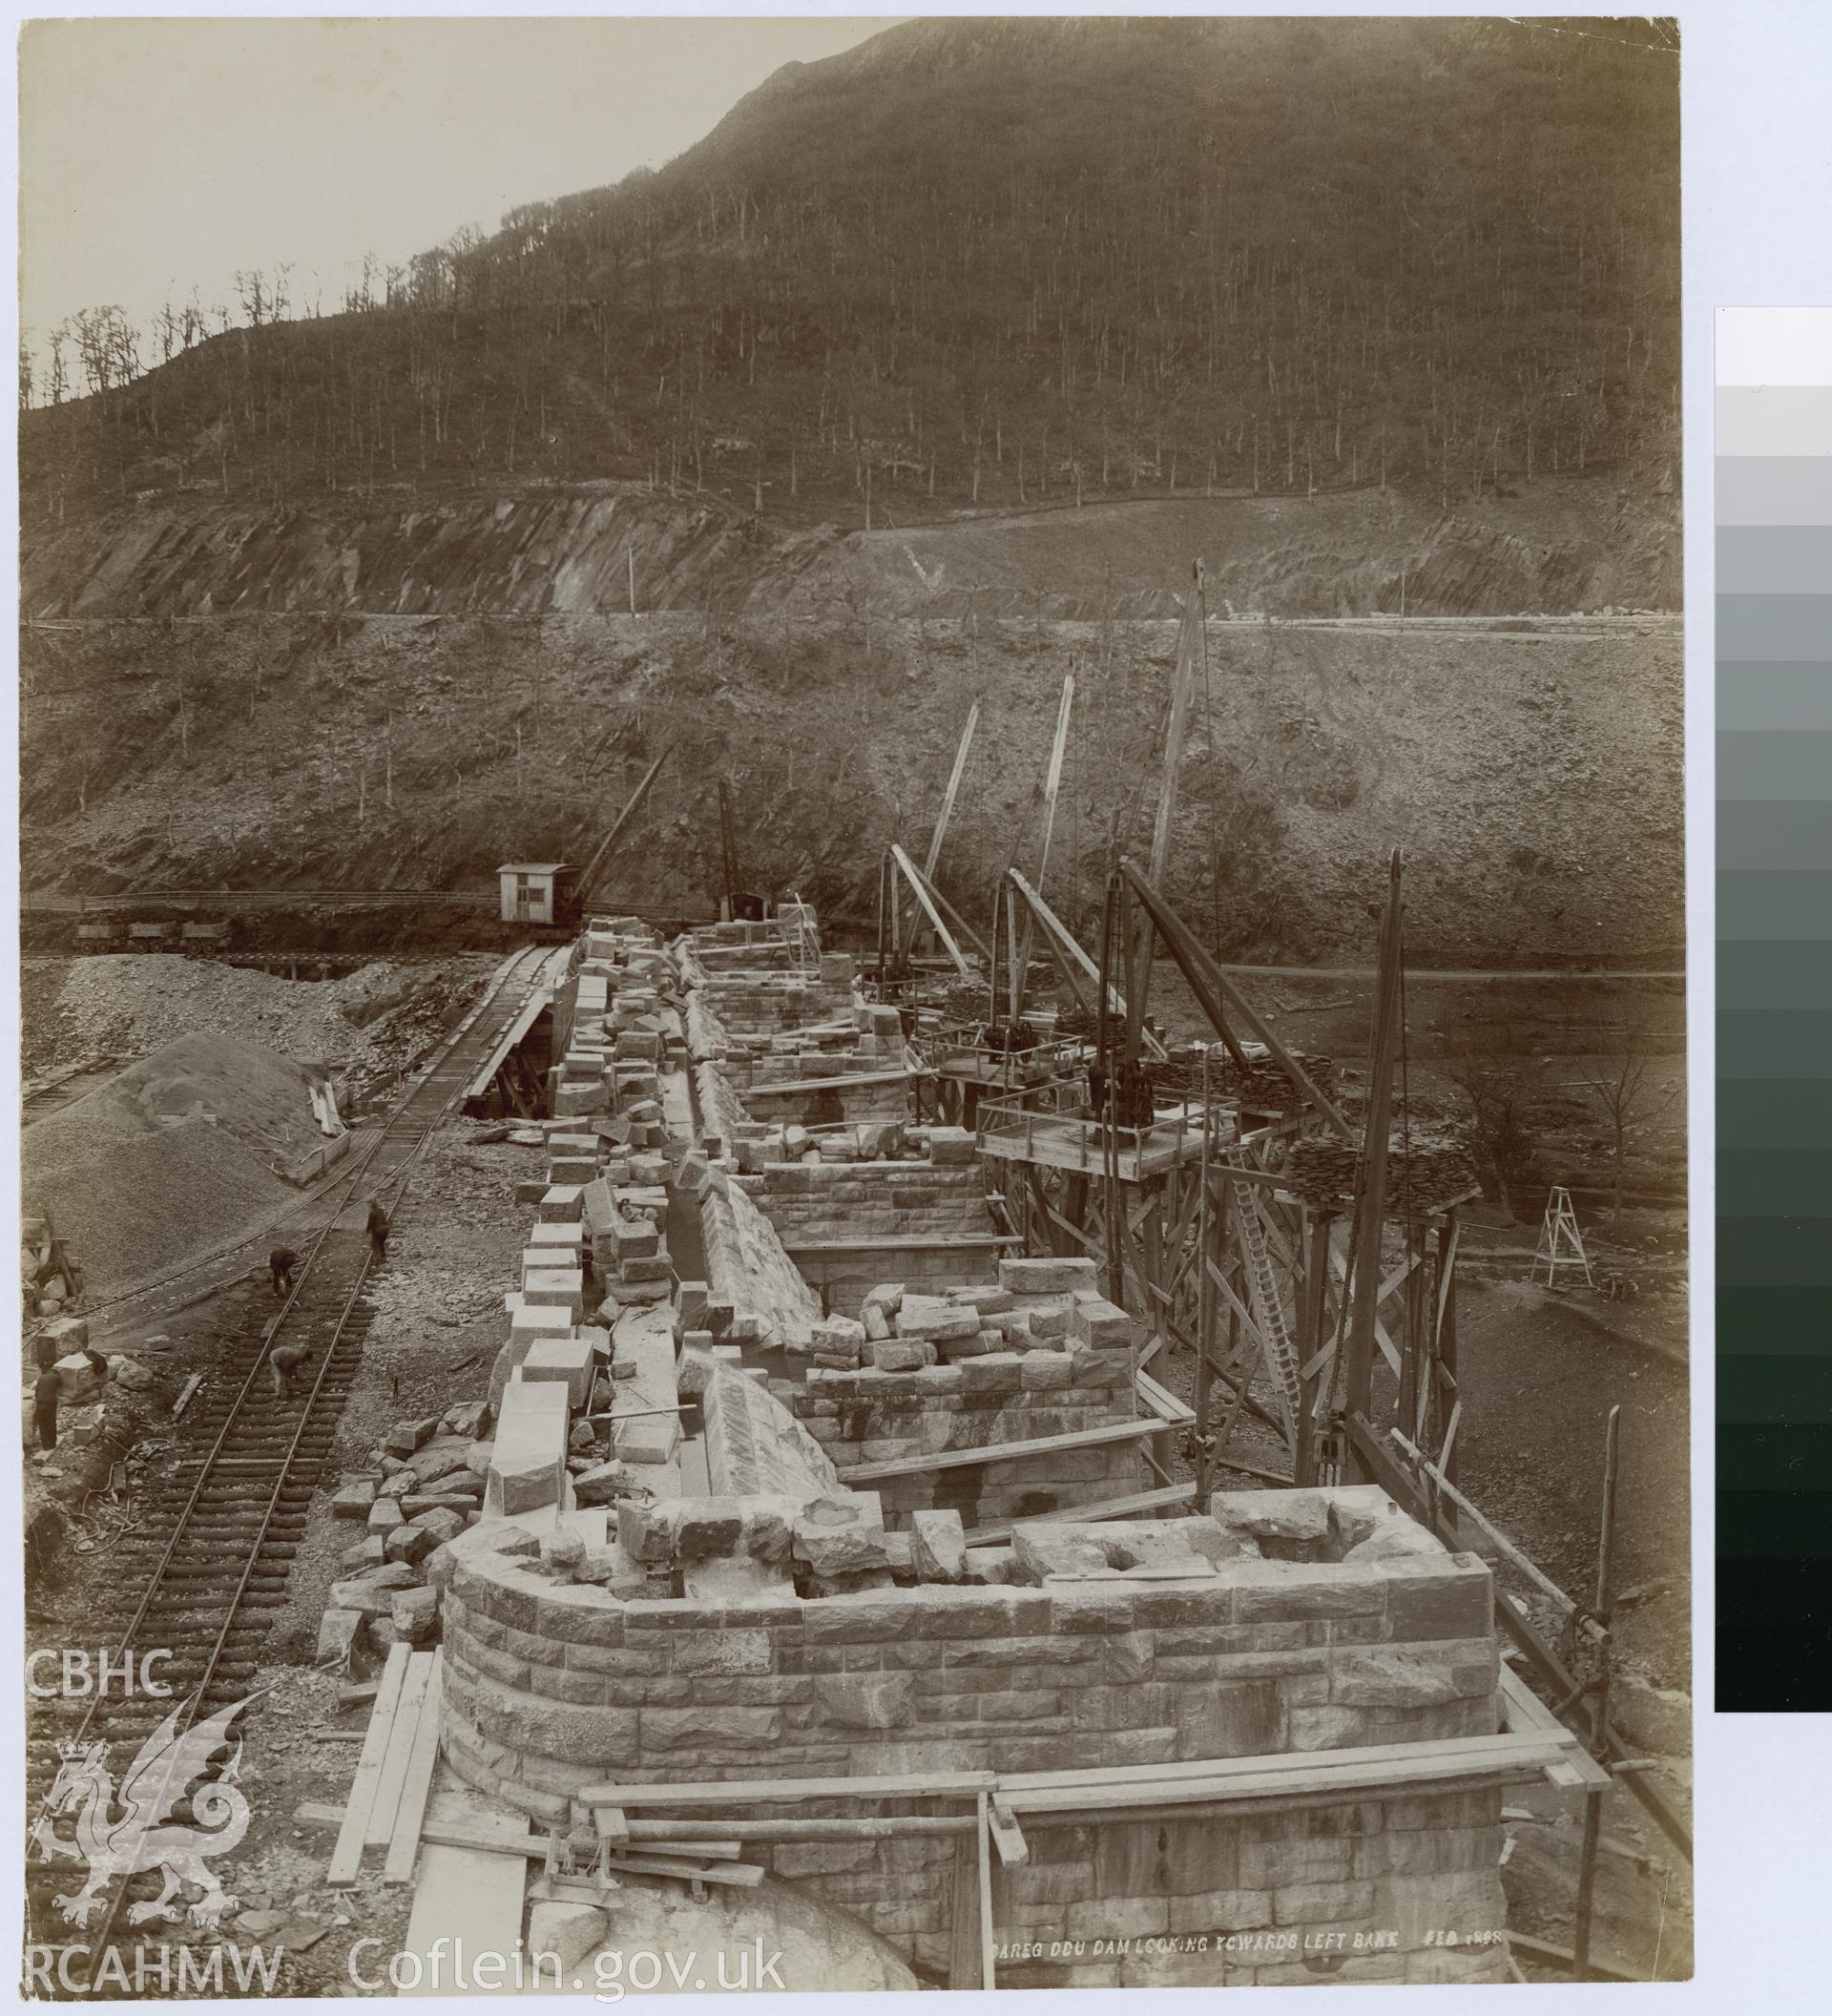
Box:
[978,1111,1205,1180]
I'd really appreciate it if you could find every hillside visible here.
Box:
[17,17,1683,967]
[19,594,1682,967]
[20,475,1677,623]
[21,16,1680,538]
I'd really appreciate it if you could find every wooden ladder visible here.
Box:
[1233,1181,1302,1434]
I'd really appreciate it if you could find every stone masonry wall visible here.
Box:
[775,1258,1148,1528]
[736,1158,1000,1315]
[697,976,853,1033]
[433,1491,1505,1986]
[695,1163,823,1350]
[740,1070,912,1129]
[692,1059,753,1153]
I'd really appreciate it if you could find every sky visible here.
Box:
[18,17,894,355]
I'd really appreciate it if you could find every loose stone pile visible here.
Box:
[785,1254,1133,1372]
[317,1399,493,1669]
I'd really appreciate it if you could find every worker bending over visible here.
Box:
[270,1337,311,1401]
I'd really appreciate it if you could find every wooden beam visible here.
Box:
[839,1415,1158,1484]
[1014,675,1075,993]
[1506,1934,1639,1985]
[999,1731,1590,1814]
[1391,1431,1575,1613]
[948,1843,981,1990]
[365,1650,434,1848]
[382,1651,445,1882]
[926,872,993,966]
[1116,862,1286,1086]
[606,1855,764,1889]
[890,842,971,979]
[1342,1412,1693,1863]
[966,1483,1197,1547]
[925,703,979,882]
[577,745,672,907]
[1325,1231,1403,1379]
[987,1800,1029,1869]
[903,702,980,956]
[1131,564,1206,1031]
[578,1770,997,1808]
[1008,868,1165,1059]
[975,1791,997,1989]
[1149,565,1205,890]
[1346,849,1405,1418]
[327,1642,409,1886]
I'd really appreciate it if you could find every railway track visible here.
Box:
[22,944,559,1993]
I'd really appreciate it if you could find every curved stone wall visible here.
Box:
[431,1490,1508,1986]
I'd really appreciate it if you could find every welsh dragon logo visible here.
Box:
[31,1694,258,1931]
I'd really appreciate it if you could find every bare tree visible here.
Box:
[18,337,33,412]
[1445,1051,1544,1222]
[63,305,137,394]
[107,312,140,387]
[1578,1025,1680,1220]
[235,268,268,327]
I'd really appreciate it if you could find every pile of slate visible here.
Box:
[1280,1129,1480,1216]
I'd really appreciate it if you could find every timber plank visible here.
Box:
[384,1651,446,1883]
[840,1417,1155,1484]
[997,1730,1556,1797]
[966,1482,1196,1546]
[578,1769,995,1808]
[397,1842,527,1998]
[326,1642,409,1886]
[366,1649,434,1847]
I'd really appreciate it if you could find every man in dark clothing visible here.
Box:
[31,1347,107,1457]
[31,1365,61,1455]
[269,1246,301,1299]
[365,1199,390,1265]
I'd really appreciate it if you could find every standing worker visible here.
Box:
[269,1246,301,1299]
[365,1198,390,1266]
[31,1361,61,1461]
[31,1344,107,1462]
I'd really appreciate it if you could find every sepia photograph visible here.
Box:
[15,11,1691,1997]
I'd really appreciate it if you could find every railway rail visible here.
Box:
[22,943,561,1993]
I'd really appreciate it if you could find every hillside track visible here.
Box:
[21,943,560,1993]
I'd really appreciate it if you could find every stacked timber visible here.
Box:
[1280,1129,1479,1216]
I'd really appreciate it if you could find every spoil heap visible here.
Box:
[27,954,489,1093]
[23,1034,338,1295]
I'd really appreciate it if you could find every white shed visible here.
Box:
[496,862,572,926]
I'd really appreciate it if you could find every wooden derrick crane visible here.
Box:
[716,779,765,920]
[573,745,673,916]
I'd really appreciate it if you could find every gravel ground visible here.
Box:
[29,1120,547,1998]
[265,1118,543,1668]
[1453,1275,1691,1693]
